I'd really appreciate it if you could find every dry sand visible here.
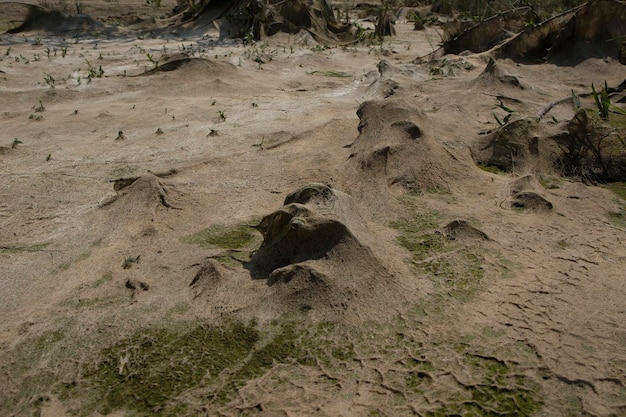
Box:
[1,1,625,416]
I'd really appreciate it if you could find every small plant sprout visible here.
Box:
[34,100,45,112]
[44,73,55,87]
[146,52,158,67]
[592,81,626,120]
[122,255,140,269]
[156,128,164,135]
[252,102,258,107]
[12,138,22,148]
[46,154,51,161]
[592,82,610,120]
[116,131,125,141]
[218,110,226,122]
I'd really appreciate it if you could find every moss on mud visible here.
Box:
[181,223,260,250]
[391,214,486,301]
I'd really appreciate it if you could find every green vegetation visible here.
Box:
[122,255,140,269]
[310,70,352,77]
[75,320,259,415]
[181,223,260,250]
[538,175,561,189]
[0,242,49,253]
[58,251,91,271]
[602,183,626,228]
[56,319,354,415]
[608,209,626,229]
[603,182,626,201]
[425,354,542,417]
[477,163,505,174]
[3,310,544,417]
[390,212,486,302]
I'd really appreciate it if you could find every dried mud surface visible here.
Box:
[1,2,625,417]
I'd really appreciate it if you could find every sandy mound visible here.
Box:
[141,55,236,75]
[499,174,554,211]
[345,99,460,195]
[97,173,180,239]
[440,220,491,241]
[470,56,525,90]
[245,183,411,321]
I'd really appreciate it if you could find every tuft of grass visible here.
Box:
[122,255,140,269]
[181,223,259,250]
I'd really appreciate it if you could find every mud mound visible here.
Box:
[470,56,524,89]
[441,220,490,241]
[501,174,553,211]
[251,204,352,276]
[494,0,626,64]
[97,174,179,238]
[246,184,408,321]
[6,5,104,34]
[250,184,374,276]
[365,60,426,99]
[141,56,235,76]
[510,191,553,210]
[346,99,459,194]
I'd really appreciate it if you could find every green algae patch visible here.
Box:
[77,320,260,416]
[1,329,66,413]
[602,182,626,201]
[66,319,355,415]
[0,242,49,253]
[426,353,543,417]
[391,215,485,302]
[478,163,505,175]
[181,223,260,250]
